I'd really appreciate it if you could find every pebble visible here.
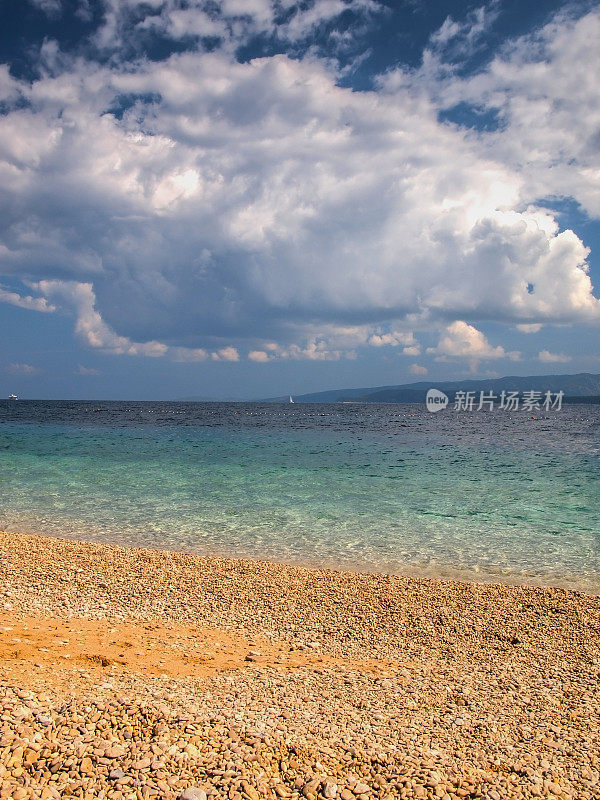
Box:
[109,769,126,780]
[179,789,208,800]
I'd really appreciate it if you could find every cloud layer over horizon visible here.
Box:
[1,0,600,373]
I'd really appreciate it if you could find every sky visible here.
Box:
[1,0,599,400]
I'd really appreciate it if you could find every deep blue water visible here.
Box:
[0,400,598,590]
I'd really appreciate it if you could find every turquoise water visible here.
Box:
[0,401,599,590]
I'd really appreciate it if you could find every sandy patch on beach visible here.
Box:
[0,611,404,690]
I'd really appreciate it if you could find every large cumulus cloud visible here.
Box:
[1,2,600,362]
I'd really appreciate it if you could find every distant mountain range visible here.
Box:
[269,372,600,404]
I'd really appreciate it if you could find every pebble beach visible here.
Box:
[1,530,599,800]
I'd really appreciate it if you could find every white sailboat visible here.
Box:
[289,395,294,403]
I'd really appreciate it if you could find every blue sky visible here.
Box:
[1,0,599,399]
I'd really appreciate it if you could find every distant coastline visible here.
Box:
[5,371,600,404]
[262,371,600,404]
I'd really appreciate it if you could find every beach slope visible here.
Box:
[0,531,599,800]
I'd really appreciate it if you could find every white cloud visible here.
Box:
[428,3,499,61]
[421,6,600,218]
[7,362,40,375]
[538,349,571,364]
[28,0,62,17]
[32,280,227,363]
[170,347,210,362]
[0,3,599,368]
[409,363,428,376]
[248,349,270,362]
[58,282,170,358]
[0,66,24,105]
[248,338,348,362]
[516,323,542,334]
[93,0,383,54]
[244,323,405,360]
[428,320,520,371]
[0,286,56,313]
[212,346,240,361]
[367,328,422,355]
[368,330,416,348]
[75,364,101,375]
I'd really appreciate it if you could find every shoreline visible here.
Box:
[2,523,598,597]
[1,530,600,799]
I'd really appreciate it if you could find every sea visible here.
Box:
[0,399,598,591]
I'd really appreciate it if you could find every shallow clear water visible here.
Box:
[1,400,598,590]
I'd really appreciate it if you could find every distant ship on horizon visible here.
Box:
[8,394,17,400]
